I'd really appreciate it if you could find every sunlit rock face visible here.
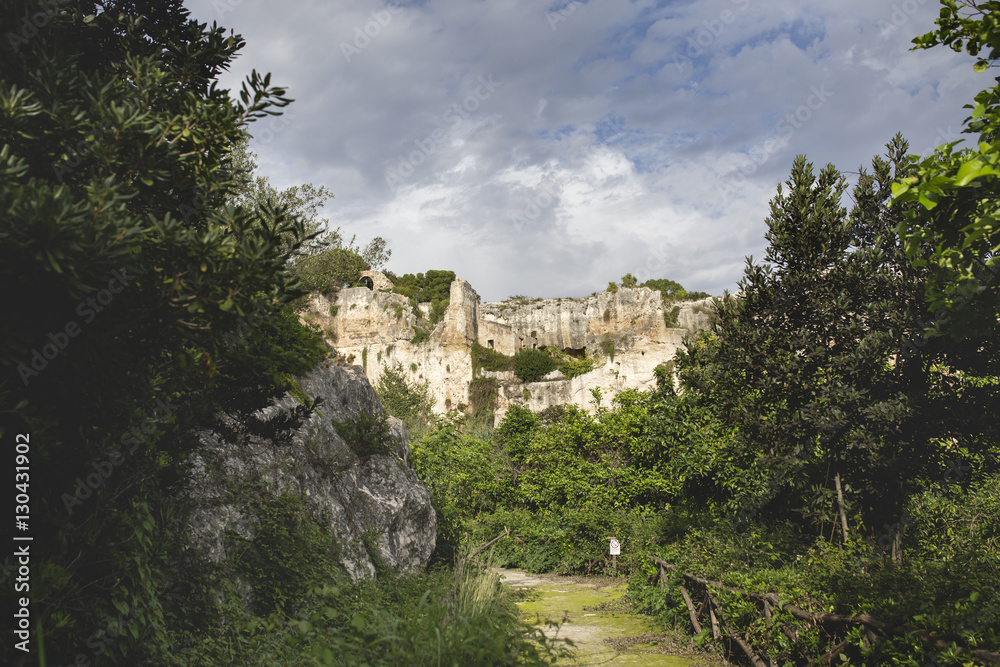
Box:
[186,361,436,582]
[302,278,714,423]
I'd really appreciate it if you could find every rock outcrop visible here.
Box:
[303,275,714,423]
[185,361,437,581]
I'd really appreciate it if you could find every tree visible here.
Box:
[225,136,393,292]
[621,273,637,288]
[894,1,1000,339]
[227,135,338,254]
[641,278,688,301]
[374,362,434,436]
[677,141,970,535]
[0,2,327,662]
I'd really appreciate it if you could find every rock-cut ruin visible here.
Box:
[302,273,715,422]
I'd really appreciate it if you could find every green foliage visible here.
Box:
[471,341,513,373]
[0,3,334,663]
[607,281,619,293]
[391,269,455,303]
[331,410,395,458]
[279,563,564,666]
[512,348,557,383]
[621,273,638,288]
[410,328,429,344]
[558,354,597,379]
[429,297,448,324]
[664,305,681,327]
[172,500,562,665]
[599,335,615,362]
[289,247,369,295]
[329,304,339,316]
[374,362,434,437]
[225,492,341,615]
[468,376,500,424]
[641,278,687,301]
[894,3,1000,338]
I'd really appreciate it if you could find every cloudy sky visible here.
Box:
[185,0,984,301]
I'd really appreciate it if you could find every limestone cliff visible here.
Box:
[185,361,437,581]
[303,275,714,423]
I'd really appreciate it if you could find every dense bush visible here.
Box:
[289,246,369,295]
[472,341,513,372]
[374,362,434,437]
[512,348,557,383]
[331,410,396,458]
[391,269,455,303]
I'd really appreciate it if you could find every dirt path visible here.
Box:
[496,568,708,666]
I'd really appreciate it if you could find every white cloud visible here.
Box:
[185,0,985,300]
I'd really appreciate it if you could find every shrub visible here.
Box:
[329,305,339,316]
[469,376,500,424]
[664,305,681,328]
[599,336,615,362]
[411,329,430,344]
[374,363,434,437]
[429,298,449,324]
[559,356,597,379]
[290,247,370,295]
[512,348,557,383]
[391,270,455,303]
[471,342,513,373]
[607,281,618,293]
[331,411,395,458]
[621,273,637,288]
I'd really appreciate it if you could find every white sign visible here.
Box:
[609,539,620,555]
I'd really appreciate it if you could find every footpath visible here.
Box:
[496,568,715,666]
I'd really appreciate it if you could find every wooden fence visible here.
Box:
[646,554,1000,666]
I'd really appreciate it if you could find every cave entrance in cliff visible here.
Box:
[358,276,374,290]
[564,347,586,359]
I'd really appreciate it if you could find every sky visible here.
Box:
[184,0,986,302]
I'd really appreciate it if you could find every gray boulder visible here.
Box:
[185,361,436,582]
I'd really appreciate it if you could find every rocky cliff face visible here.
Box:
[185,361,437,581]
[302,277,714,423]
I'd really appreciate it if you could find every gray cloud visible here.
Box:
[187,0,985,300]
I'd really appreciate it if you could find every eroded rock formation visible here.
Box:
[185,361,437,581]
[303,274,714,423]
